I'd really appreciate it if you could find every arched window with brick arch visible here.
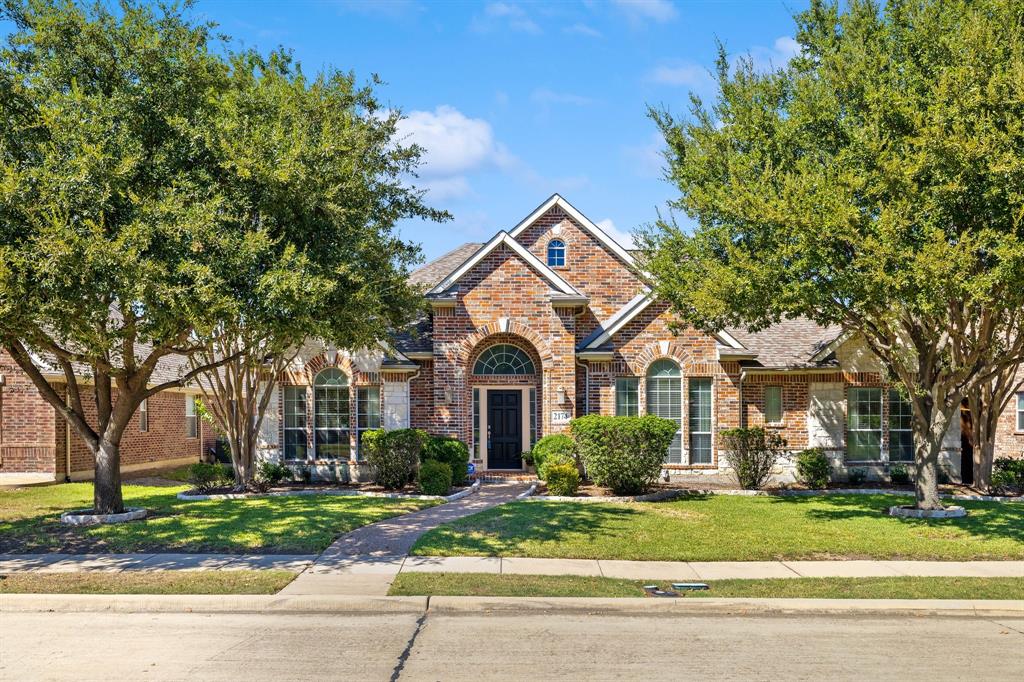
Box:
[473,344,536,375]
[314,368,349,460]
[546,239,566,267]
[646,359,682,464]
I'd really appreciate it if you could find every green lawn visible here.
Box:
[0,570,297,594]
[411,494,1024,561]
[0,482,437,554]
[389,573,1024,600]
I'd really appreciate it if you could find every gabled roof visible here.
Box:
[427,231,585,299]
[577,293,746,352]
[508,193,636,268]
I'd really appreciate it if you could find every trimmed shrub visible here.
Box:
[795,448,830,489]
[545,462,581,496]
[418,459,453,496]
[890,463,911,485]
[531,434,576,480]
[422,436,470,486]
[187,462,231,493]
[363,428,425,490]
[992,457,1024,494]
[848,467,868,485]
[571,415,677,495]
[720,427,787,490]
[257,461,289,486]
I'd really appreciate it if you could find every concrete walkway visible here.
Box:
[279,482,528,595]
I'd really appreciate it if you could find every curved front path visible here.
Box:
[281,482,528,595]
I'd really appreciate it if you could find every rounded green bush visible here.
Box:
[418,459,453,496]
[422,436,470,485]
[364,428,425,490]
[545,462,581,496]
[570,415,677,495]
[796,448,830,489]
[531,434,575,480]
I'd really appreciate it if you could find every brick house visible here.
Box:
[253,195,1022,483]
[0,348,212,482]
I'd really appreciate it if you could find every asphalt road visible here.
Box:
[2,610,1022,681]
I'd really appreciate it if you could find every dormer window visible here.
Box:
[547,239,566,267]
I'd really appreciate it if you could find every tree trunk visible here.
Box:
[973,438,995,493]
[911,396,952,511]
[93,437,125,514]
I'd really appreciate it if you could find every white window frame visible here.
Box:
[688,378,713,464]
[847,387,882,461]
[646,360,683,464]
[356,386,381,460]
[546,239,566,267]
[314,369,350,461]
[888,389,914,462]
[139,398,149,433]
[185,396,198,438]
[615,377,639,417]
[283,386,308,462]
[1017,393,1024,433]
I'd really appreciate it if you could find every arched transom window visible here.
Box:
[474,344,536,375]
[547,239,566,267]
[314,368,349,460]
[646,359,682,464]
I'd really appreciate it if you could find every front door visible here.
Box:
[488,390,522,469]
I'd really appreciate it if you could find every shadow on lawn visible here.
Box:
[765,493,1024,545]
[0,485,430,555]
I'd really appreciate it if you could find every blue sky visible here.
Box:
[192,2,807,258]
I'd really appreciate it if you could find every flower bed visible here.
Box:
[177,479,480,502]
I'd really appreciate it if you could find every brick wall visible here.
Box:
[410,360,434,431]
[0,349,58,473]
[995,367,1024,459]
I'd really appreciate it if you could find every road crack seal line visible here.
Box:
[391,597,430,681]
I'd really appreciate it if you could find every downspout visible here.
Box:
[64,388,72,483]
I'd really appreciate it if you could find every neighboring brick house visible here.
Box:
[0,348,211,482]
[248,195,1024,482]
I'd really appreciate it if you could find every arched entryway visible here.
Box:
[467,335,543,470]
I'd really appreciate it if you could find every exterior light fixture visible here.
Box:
[444,386,455,404]
[326,345,338,365]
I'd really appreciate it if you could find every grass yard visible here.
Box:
[389,573,1024,600]
[0,570,296,594]
[0,482,437,554]
[411,494,1024,561]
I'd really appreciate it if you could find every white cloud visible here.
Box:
[597,218,639,249]
[623,132,665,179]
[612,0,678,26]
[646,62,714,89]
[741,36,802,73]
[530,88,596,107]
[773,36,801,60]
[564,22,602,38]
[471,2,541,35]
[397,105,513,200]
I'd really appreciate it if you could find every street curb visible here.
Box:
[426,596,1024,618]
[0,594,428,614]
[2,593,1021,618]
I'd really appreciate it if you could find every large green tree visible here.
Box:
[643,0,1024,509]
[0,1,444,512]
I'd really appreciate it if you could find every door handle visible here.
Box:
[487,424,492,451]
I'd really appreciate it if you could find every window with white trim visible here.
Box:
[847,388,882,460]
[356,386,380,460]
[314,369,349,460]
[688,378,713,464]
[547,239,566,267]
[283,387,307,462]
[139,398,148,432]
[764,386,783,425]
[185,396,198,438]
[888,389,914,462]
[1017,393,1024,432]
[615,378,639,416]
[646,359,682,464]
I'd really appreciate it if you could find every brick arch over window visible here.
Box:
[465,333,546,387]
[627,341,719,377]
[455,321,554,366]
[301,352,380,386]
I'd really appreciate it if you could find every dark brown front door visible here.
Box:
[488,390,522,470]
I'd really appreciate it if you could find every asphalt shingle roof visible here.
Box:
[725,318,843,368]
[407,242,483,290]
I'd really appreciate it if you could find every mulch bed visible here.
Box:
[182,481,470,497]
[534,481,980,498]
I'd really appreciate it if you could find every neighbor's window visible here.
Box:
[185,395,198,438]
[547,239,566,267]
[615,377,639,416]
[764,386,783,425]
[646,359,682,464]
[139,398,149,432]
[847,387,882,460]
[688,378,713,464]
[356,387,380,460]
[283,386,307,462]
[314,368,349,460]
[1017,393,1024,432]
[888,389,914,462]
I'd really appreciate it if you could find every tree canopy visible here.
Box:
[642,0,1024,507]
[0,0,446,511]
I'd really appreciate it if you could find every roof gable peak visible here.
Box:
[508,194,637,268]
